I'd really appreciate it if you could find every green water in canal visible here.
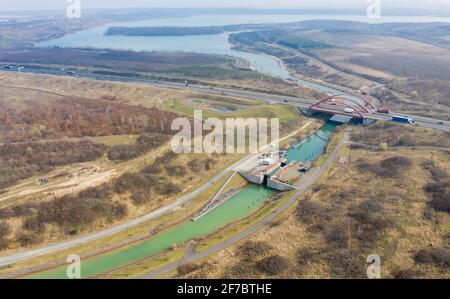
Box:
[286,122,337,163]
[27,185,275,279]
[27,123,337,279]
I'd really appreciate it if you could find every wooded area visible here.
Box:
[0,96,179,143]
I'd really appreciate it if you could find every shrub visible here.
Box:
[425,181,450,212]
[256,255,288,276]
[296,248,321,266]
[348,201,393,245]
[144,164,163,174]
[238,241,272,260]
[228,262,253,278]
[165,165,187,177]
[415,248,450,267]
[16,231,42,246]
[107,133,169,161]
[107,145,139,161]
[0,222,11,238]
[425,181,450,211]
[325,249,365,278]
[158,181,182,196]
[296,201,329,224]
[380,156,412,173]
[392,269,422,279]
[131,192,148,205]
[0,238,9,250]
[112,203,128,219]
[431,168,449,181]
[324,224,349,248]
[177,263,202,276]
[357,156,412,178]
[23,217,46,233]
[158,151,177,164]
[187,158,217,172]
[114,173,152,194]
[429,197,450,212]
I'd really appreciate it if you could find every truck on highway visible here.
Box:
[344,108,355,114]
[3,65,12,70]
[377,107,391,114]
[392,115,414,124]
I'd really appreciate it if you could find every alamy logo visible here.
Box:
[367,0,382,19]
[171,110,279,154]
[366,254,381,279]
[66,0,81,19]
[66,254,81,279]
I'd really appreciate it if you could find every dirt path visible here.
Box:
[0,84,66,97]
[0,143,170,204]
[350,141,449,152]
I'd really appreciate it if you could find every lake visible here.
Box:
[37,13,450,81]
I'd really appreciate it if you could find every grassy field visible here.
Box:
[351,121,450,148]
[0,72,197,111]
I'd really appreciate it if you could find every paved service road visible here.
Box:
[139,131,350,279]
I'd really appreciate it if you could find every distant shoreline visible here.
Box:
[104,26,226,37]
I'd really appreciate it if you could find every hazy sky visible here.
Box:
[1,0,449,11]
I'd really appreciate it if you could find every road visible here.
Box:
[1,67,449,132]
[0,120,312,267]
[140,131,350,279]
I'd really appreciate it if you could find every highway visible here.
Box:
[2,67,449,132]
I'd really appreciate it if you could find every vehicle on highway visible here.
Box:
[284,99,288,103]
[3,65,13,70]
[392,115,414,124]
[344,108,356,114]
[377,108,391,114]
[438,121,444,125]
[66,71,76,76]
